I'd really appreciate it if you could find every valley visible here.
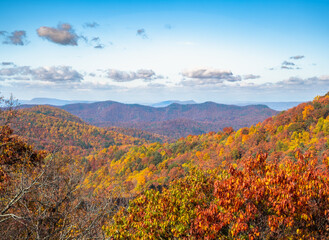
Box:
[2,93,329,238]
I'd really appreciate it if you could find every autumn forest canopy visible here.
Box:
[2,93,329,239]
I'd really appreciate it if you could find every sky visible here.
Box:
[0,0,329,104]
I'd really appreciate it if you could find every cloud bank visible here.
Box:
[273,76,329,88]
[0,65,83,82]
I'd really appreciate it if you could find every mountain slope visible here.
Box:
[13,105,144,155]
[61,101,278,138]
[5,93,329,238]
[83,93,329,196]
[104,93,329,238]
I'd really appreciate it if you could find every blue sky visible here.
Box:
[0,0,328,103]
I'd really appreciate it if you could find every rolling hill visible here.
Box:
[61,101,278,138]
[13,105,145,156]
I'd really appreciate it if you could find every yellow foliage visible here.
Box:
[196,151,202,161]
[203,153,210,161]
[302,105,314,119]
[218,148,224,157]
[225,136,234,146]
[242,134,249,143]
[313,95,320,102]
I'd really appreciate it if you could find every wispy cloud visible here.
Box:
[281,66,293,70]
[1,30,28,45]
[290,55,305,60]
[1,62,14,66]
[37,23,81,46]
[282,61,295,66]
[90,37,105,49]
[94,44,104,49]
[271,55,305,71]
[137,28,148,39]
[83,22,99,28]
[280,60,301,70]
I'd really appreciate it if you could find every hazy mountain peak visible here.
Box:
[151,100,196,108]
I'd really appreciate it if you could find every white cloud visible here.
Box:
[180,68,241,86]
[0,65,83,82]
[106,69,158,82]
[37,23,80,46]
[243,74,261,80]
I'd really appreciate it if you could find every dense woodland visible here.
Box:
[2,93,329,238]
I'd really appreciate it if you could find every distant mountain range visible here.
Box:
[150,100,301,111]
[19,98,300,111]
[18,98,298,138]
[18,98,197,108]
[61,100,278,138]
[19,98,93,106]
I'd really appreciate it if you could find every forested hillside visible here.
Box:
[3,93,329,238]
[13,105,148,154]
[61,100,278,138]
[81,94,329,196]
[103,93,329,238]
